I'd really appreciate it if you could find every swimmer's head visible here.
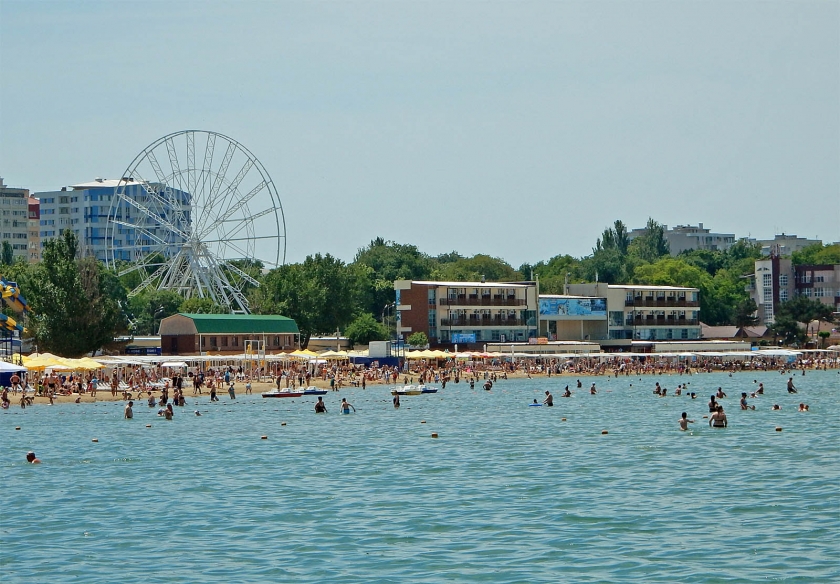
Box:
[681,412,687,418]
[26,451,35,462]
[545,391,549,395]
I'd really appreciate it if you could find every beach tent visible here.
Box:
[0,361,26,373]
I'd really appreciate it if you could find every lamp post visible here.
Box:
[381,302,395,338]
[152,306,165,336]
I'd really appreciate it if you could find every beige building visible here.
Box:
[566,283,701,347]
[0,178,31,262]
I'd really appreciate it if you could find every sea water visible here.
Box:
[1,370,838,583]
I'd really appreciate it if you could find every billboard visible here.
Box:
[539,297,607,319]
[451,333,476,343]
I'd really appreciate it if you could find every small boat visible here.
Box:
[262,389,304,398]
[390,385,423,396]
[419,385,438,394]
[302,386,328,395]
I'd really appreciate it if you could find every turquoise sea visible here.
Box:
[2,370,838,582]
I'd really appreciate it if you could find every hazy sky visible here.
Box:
[1,1,838,267]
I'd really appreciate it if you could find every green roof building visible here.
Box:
[159,313,300,355]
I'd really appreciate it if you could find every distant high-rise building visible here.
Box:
[0,177,32,262]
[35,178,191,263]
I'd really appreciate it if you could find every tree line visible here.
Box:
[2,223,838,356]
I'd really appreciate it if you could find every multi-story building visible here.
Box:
[756,234,821,256]
[795,264,840,315]
[747,258,839,325]
[0,177,32,262]
[36,178,190,262]
[394,280,538,348]
[566,283,701,344]
[27,197,40,262]
[749,257,794,326]
[538,295,608,341]
[628,223,737,255]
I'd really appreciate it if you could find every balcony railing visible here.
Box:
[625,298,699,308]
[439,297,526,307]
[440,317,528,327]
[625,317,699,326]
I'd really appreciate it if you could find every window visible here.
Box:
[762,273,772,288]
[221,336,228,347]
[779,275,788,287]
[802,288,812,297]
[763,289,773,303]
[815,275,825,283]
[210,336,217,347]
[779,289,788,302]
[814,287,826,298]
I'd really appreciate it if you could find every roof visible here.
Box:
[606,284,699,292]
[409,281,532,288]
[539,295,605,300]
[178,313,299,335]
[70,178,144,189]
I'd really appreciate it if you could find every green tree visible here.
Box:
[345,312,388,346]
[250,254,360,348]
[525,254,584,294]
[407,331,429,347]
[353,238,434,315]
[817,330,831,348]
[791,243,840,266]
[179,297,227,314]
[733,298,759,328]
[628,218,670,263]
[127,289,184,335]
[770,315,805,346]
[1,241,13,266]
[434,254,521,282]
[26,230,127,356]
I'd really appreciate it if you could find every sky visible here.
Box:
[1,1,838,268]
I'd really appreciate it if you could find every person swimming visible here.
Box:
[26,451,41,464]
[798,403,809,411]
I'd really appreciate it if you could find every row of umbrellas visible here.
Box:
[20,353,105,371]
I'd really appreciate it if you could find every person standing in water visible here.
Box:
[124,401,134,419]
[787,378,798,393]
[315,397,327,413]
[679,412,694,431]
[709,405,727,428]
[340,398,355,414]
[393,394,400,408]
[543,391,553,406]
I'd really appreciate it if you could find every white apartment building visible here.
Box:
[566,283,701,344]
[756,234,822,256]
[36,178,190,262]
[628,223,737,255]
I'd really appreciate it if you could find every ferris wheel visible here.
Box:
[105,130,286,313]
